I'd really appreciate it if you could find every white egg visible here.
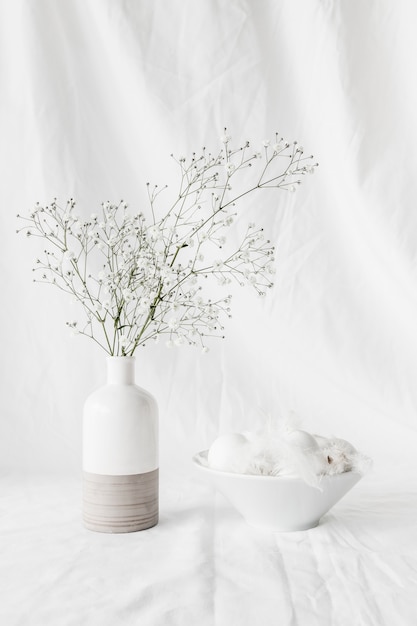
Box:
[208,433,253,473]
[283,429,319,451]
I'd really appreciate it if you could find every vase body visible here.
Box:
[83,356,158,533]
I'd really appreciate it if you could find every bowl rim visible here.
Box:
[192,449,360,485]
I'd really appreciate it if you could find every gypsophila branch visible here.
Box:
[17,132,317,355]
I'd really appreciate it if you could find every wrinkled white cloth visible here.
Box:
[1,466,417,626]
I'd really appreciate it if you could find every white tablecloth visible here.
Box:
[2,465,416,626]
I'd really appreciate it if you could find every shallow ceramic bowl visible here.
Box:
[193,450,362,532]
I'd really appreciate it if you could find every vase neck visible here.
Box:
[106,357,135,385]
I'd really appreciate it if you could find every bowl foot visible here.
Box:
[248,519,320,533]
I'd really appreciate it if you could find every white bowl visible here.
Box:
[193,450,362,532]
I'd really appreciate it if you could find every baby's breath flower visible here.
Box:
[148,226,162,241]
[122,289,134,303]
[168,317,180,330]
[18,131,316,355]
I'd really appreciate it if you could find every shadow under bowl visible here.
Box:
[193,450,362,532]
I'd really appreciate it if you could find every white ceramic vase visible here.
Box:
[83,356,158,533]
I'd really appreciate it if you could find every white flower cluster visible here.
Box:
[18,132,317,355]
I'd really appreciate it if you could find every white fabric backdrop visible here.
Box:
[1,1,417,624]
[2,0,417,472]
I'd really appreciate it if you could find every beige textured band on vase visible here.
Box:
[83,469,159,533]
